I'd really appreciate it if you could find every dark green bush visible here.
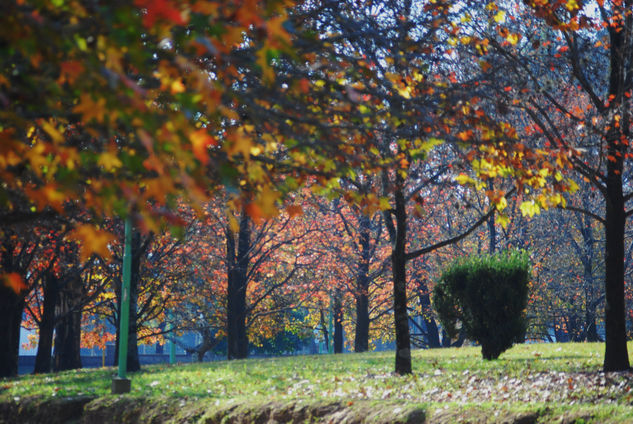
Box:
[433,250,530,360]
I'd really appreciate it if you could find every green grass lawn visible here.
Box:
[3,342,633,422]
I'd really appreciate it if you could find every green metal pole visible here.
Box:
[117,216,132,379]
[169,313,176,364]
[328,294,333,354]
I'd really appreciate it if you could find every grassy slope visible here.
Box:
[2,342,633,422]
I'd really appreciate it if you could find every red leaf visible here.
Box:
[135,0,185,28]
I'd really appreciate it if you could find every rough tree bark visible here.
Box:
[603,129,629,371]
[33,273,59,374]
[0,286,25,377]
[53,285,82,371]
[392,178,412,375]
[333,289,344,353]
[354,213,371,353]
[416,279,441,348]
[226,210,250,360]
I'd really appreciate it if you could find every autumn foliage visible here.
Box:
[2,0,633,379]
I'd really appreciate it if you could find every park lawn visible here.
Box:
[3,342,633,422]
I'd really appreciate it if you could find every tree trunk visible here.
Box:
[392,182,412,374]
[53,289,82,371]
[354,213,371,353]
[603,142,629,370]
[319,308,330,351]
[34,273,59,374]
[586,305,600,342]
[354,290,369,352]
[226,211,250,360]
[602,7,631,371]
[417,279,441,348]
[0,286,25,377]
[333,289,343,353]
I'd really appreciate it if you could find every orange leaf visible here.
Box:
[190,129,217,165]
[3,273,26,293]
[58,60,84,85]
[286,204,303,217]
[457,131,471,141]
[245,203,263,223]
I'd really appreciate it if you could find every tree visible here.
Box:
[434,251,530,360]
[457,0,633,370]
[0,217,63,377]
[169,196,322,360]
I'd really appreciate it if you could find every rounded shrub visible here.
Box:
[433,250,530,360]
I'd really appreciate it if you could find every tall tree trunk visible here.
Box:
[354,290,369,352]
[34,273,59,374]
[417,279,441,348]
[333,289,343,353]
[0,286,25,377]
[53,289,82,371]
[586,302,600,342]
[354,213,371,353]
[603,139,629,370]
[226,211,250,360]
[602,6,631,371]
[392,182,412,374]
[319,308,330,351]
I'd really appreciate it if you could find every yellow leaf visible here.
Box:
[420,137,443,152]
[455,173,473,185]
[257,47,275,83]
[97,151,123,171]
[69,224,115,263]
[519,200,540,218]
[40,120,64,144]
[73,93,106,123]
[225,127,253,159]
[227,212,240,233]
[256,185,279,219]
[105,46,124,73]
[170,79,186,94]
[397,85,412,99]
[495,196,507,211]
[565,0,579,11]
[497,213,510,229]
[507,33,520,45]
[494,10,506,23]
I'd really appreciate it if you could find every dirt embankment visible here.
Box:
[0,396,591,423]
